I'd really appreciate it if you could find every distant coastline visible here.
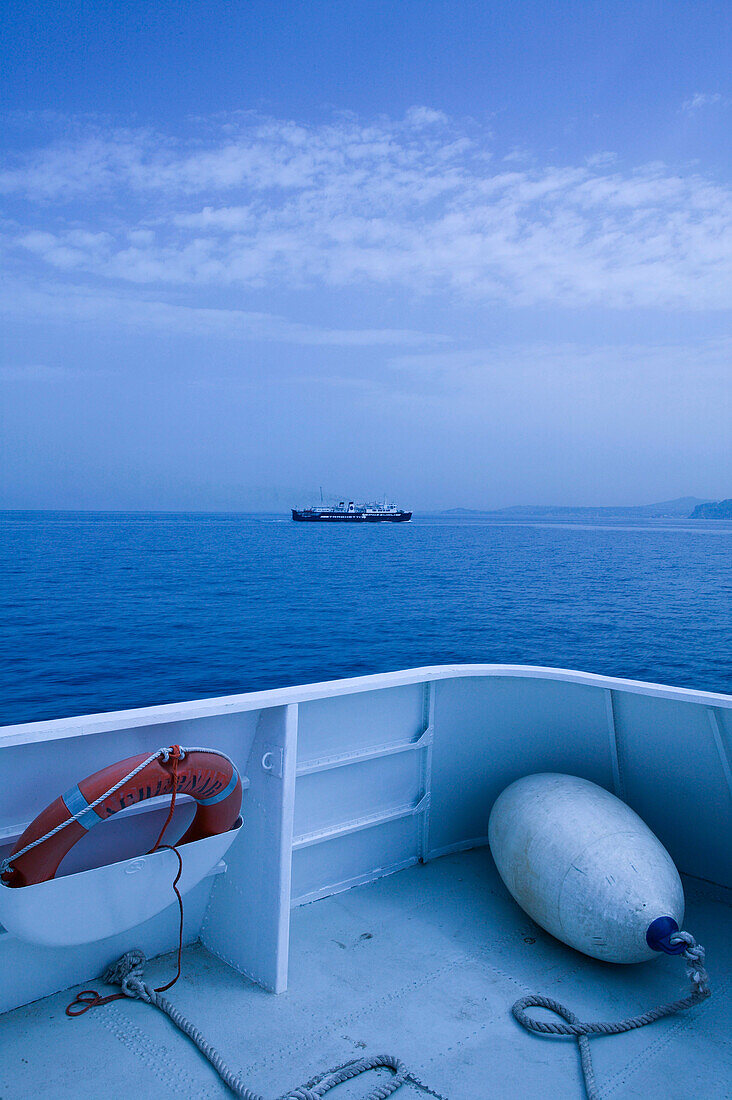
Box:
[441,496,716,520]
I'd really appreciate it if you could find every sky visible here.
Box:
[1,0,730,510]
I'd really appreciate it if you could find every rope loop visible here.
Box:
[283,1054,406,1100]
[513,931,711,1100]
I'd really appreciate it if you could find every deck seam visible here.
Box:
[98,1003,222,1098]
[600,974,729,1096]
[243,945,535,1078]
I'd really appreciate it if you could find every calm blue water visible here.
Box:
[0,511,730,726]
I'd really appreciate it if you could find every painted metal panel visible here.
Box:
[296,684,425,763]
[708,708,732,801]
[428,676,614,857]
[612,692,732,887]
[2,665,728,749]
[290,815,421,907]
[293,750,424,839]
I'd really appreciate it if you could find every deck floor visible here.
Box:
[0,849,730,1100]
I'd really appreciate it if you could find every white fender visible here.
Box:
[488,773,684,963]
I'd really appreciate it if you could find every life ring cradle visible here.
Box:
[0,822,243,947]
[1,746,243,889]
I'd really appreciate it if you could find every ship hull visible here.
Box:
[292,510,412,522]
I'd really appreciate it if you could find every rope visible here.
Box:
[71,948,409,1099]
[150,750,181,856]
[512,932,710,1100]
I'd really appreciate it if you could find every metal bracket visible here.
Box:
[261,746,284,779]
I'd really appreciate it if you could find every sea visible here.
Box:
[0,511,730,727]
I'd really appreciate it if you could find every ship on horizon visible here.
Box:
[292,498,412,522]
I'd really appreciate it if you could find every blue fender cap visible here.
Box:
[646,916,685,955]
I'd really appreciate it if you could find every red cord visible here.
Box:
[151,844,184,994]
[66,747,185,1017]
[150,745,182,853]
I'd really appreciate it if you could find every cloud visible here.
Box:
[404,106,449,127]
[0,278,446,348]
[681,92,727,114]
[386,337,732,426]
[390,336,732,381]
[585,151,617,168]
[502,147,532,164]
[1,110,732,311]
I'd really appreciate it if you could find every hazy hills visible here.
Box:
[442,497,713,519]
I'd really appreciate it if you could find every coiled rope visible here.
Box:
[72,949,408,1100]
[512,932,711,1100]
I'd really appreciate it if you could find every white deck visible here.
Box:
[1,665,730,1097]
[1,849,730,1099]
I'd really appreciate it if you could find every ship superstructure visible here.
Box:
[292,499,412,522]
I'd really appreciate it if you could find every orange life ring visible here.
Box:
[2,746,242,888]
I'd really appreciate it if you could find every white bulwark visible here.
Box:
[0,665,730,1099]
